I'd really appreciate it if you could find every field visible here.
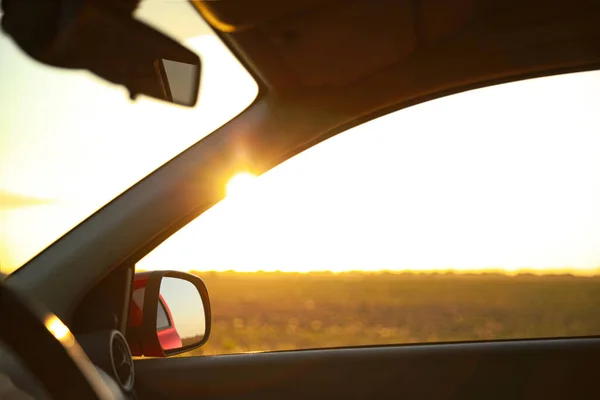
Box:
[180,271,600,356]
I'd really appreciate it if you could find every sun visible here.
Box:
[226,172,257,197]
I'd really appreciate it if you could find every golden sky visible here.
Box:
[137,70,600,275]
[1,2,600,276]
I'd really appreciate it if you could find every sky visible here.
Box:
[1,2,600,276]
[137,70,600,275]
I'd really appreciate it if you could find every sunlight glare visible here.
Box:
[45,316,71,342]
[226,172,257,198]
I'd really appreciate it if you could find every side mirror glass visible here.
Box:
[127,271,211,357]
[157,277,207,351]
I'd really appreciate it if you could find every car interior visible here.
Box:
[1,0,600,399]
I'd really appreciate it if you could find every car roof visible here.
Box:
[194,0,600,94]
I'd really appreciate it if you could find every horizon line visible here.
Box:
[135,267,600,277]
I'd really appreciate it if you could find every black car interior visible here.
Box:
[2,0,600,398]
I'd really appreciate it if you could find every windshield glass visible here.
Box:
[0,1,259,274]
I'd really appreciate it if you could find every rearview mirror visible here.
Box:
[127,271,211,357]
[1,0,201,107]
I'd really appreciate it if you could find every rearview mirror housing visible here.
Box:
[126,271,211,357]
[1,0,201,107]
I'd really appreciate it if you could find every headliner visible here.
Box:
[192,0,600,96]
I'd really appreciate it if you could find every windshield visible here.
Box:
[0,1,258,275]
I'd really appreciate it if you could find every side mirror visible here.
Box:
[127,271,211,357]
[1,0,201,107]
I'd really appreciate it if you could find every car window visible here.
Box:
[157,300,171,331]
[0,1,258,274]
[138,70,600,356]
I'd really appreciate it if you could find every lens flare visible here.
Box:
[226,172,257,197]
[45,316,70,341]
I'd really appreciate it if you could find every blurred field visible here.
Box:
[180,271,600,356]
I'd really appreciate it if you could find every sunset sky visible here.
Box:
[1,1,600,276]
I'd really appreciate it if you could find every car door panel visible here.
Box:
[134,337,600,399]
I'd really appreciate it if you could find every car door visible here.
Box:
[133,339,600,399]
[130,69,600,399]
